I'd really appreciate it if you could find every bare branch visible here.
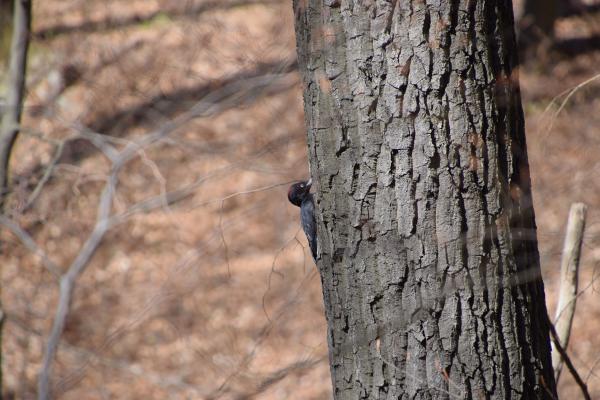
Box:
[6,312,206,396]
[0,216,61,278]
[110,164,236,224]
[22,140,66,212]
[539,72,600,139]
[36,68,297,399]
[548,315,591,400]
[553,203,587,382]
[53,212,262,395]
[233,356,325,400]
[37,169,117,400]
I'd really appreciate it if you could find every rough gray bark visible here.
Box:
[292,1,557,399]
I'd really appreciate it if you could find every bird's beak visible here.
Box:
[306,178,312,188]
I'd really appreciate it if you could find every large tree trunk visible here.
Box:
[292,1,557,399]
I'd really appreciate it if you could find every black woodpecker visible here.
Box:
[288,178,317,261]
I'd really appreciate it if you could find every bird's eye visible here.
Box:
[300,184,304,188]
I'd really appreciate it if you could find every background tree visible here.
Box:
[521,0,557,39]
[516,0,558,58]
[293,1,557,398]
[1,0,31,208]
[0,0,30,395]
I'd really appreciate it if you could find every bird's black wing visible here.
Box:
[301,194,317,260]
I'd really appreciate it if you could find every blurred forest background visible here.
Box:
[1,0,599,398]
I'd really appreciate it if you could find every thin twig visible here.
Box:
[0,215,61,278]
[262,232,301,322]
[553,203,587,382]
[543,72,600,137]
[216,182,294,278]
[111,151,295,225]
[205,269,319,400]
[537,71,600,156]
[22,140,66,212]
[6,313,206,395]
[233,356,325,400]
[547,316,591,400]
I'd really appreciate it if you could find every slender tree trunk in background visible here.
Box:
[522,0,556,39]
[292,1,557,398]
[0,0,31,210]
[518,0,556,54]
[0,1,31,397]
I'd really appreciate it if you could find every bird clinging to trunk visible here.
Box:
[288,179,317,261]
